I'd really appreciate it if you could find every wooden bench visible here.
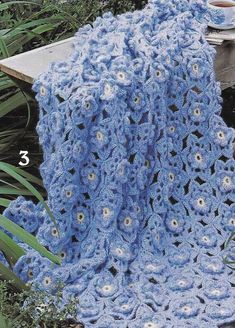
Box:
[0,29,235,92]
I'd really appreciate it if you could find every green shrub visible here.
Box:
[0,280,77,328]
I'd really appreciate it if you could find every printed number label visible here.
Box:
[19,151,29,166]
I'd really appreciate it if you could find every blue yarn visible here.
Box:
[2,0,235,327]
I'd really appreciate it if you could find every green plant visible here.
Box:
[0,280,77,328]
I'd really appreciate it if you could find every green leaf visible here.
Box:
[225,232,235,248]
[0,162,56,227]
[0,313,13,328]
[0,214,61,265]
[0,230,25,265]
[3,163,43,187]
[0,187,32,196]
[0,92,26,118]
[0,262,27,291]
[0,77,14,91]
[6,18,60,35]
[0,198,11,207]
[0,37,10,58]
[0,2,40,12]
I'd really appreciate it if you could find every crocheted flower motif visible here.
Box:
[129,306,167,328]
[110,236,133,265]
[76,293,104,322]
[165,204,186,234]
[93,191,122,230]
[110,293,139,319]
[221,204,235,232]
[168,273,195,293]
[199,255,225,275]
[71,206,91,240]
[142,215,167,253]
[13,251,51,283]
[93,272,120,298]
[167,244,192,267]
[117,209,140,242]
[206,302,235,320]
[187,58,206,80]
[172,297,201,319]
[209,116,235,157]
[214,160,235,201]
[3,197,42,234]
[203,280,230,301]
[186,182,216,220]
[34,268,63,293]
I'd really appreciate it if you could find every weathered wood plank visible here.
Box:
[0,37,74,84]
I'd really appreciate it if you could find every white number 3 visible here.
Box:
[19,151,29,166]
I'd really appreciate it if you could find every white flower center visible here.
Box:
[169,172,175,181]
[134,95,141,104]
[178,280,186,287]
[155,233,160,241]
[146,264,157,271]
[117,71,126,80]
[197,197,206,207]
[102,284,113,293]
[103,207,111,219]
[156,70,162,78]
[116,248,124,256]
[208,264,218,271]
[85,101,91,110]
[222,176,232,187]
[192,63,199,73]
[51,228,59,237]
[194,107,201,116]
[88,172,96,181]
[96,131,104,141]
[77,212,85,223]
[202,236,210,243]
[217,130,225,140]
[40,86,46,96]
[183,305,191,313]
[229,218,235,226]
[43,277,52,286]
[66,190,73,198]
[171,219,179,227]
[212,289,221,296]
[104,83,112,96]
[169,126,175,133]
[195,152,203,162]
[124,216,132,226]
[27,269,33,278]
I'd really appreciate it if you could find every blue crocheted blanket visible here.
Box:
[3,0,235,327]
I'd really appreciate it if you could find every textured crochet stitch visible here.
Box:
[2,0,235,327]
